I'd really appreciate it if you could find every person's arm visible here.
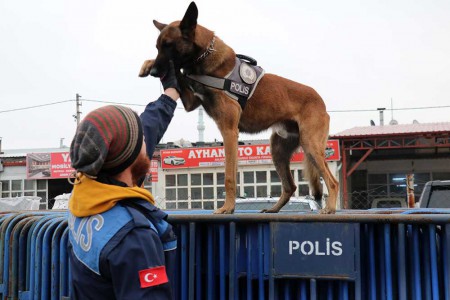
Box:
[164,87,180,102]
[140,94,177,158]
[104,227,173,299]
[140,60,180,158]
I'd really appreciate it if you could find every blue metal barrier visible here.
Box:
[0,210,449,299]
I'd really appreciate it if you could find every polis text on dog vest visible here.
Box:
[289,238,343,256]
[230,82,249,95]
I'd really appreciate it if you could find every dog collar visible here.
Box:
[196,36,216,62]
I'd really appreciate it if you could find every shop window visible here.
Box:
[244,172,254,184]
[178,174,188,186]
[217,172,225,185]
[166,189,176,200]
[166,173,189,204]
[166,202,176,209]
[37,180,47,190]
[270,185,282,197]
[203,201,214,210]
[11,191,23,197]
[217,186,226,199]
[166,175,176,187]
[203,173,213,185]
[244,171,264,198]
[12,180,22,191]
[298,184,310,195]
[191,187,202,200]
[1,180,10,198]
[217,172,225,199]
[298,170,307,181]
[177,202,188,209]
[23,180,36,196]
[256,186,268,197]
[203,187,214,199]
[191,174,201,186]
[24,180,35,191]
[178,188,188,200]
[1,180,10,191]
[191,201,202,209]
[244,186,254,198]
[37,191,47,200]
[256,171,267,183]
[142,175,152,194]
[270,170,280,183]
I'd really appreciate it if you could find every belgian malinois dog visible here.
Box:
[139,2,338,214]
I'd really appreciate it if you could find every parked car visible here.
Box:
[371,197,407,209]
[163,156,186,166]
[324,147,335,158]
[235,196,321,211]
[419,180,450,208]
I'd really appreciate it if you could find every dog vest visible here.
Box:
[185,55,265,109]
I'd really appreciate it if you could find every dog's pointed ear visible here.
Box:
[153,20,167,32]
[180,2,198,36]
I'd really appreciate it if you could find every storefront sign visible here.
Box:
[27,152,160,181]
[161,140,340,169]
[27,152,74,179]
[149,160,158,182]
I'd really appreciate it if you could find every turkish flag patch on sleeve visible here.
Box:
[139,266,169,288]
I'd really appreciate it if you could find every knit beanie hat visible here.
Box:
[70,105,143,177]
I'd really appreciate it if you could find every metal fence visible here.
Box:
[0,209,449,300]
[0,211,69,300]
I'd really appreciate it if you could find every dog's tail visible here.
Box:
[304,153,323,201]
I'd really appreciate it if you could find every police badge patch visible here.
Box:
[239,62,257,84]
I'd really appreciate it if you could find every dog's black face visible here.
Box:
[150,2,199,77]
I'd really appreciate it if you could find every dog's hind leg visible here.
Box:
[305,155,323,203]
[299,114,339,214]
[262,122,299,213]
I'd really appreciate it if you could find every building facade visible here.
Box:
[0,141,341,210]
[152,140,340,210]
[4,121,448,211]
[332,122,450,209]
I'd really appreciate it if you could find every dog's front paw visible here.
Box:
[319,207,336,214]
[139,59,155,77]
[214,206,235,214]
[260,208,280,213]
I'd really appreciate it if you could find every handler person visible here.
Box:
[68,61,180,299]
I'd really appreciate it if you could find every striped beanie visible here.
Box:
[70,105,143,177]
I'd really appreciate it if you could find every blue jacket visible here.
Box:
[68,200,177,299]
[69,94,178,299]
[141,94,177,159]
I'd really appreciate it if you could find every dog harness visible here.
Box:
[185,55,265,109]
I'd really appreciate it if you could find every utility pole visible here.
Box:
[75,93,82,125]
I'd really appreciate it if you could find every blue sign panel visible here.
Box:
[272,222,359,279]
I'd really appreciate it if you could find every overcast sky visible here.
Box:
[1,0,450,150]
